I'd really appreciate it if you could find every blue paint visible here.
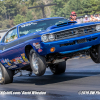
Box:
[0,17,100,70]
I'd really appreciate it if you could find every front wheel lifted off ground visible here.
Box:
[50,61,66,75]
[29,49,46,76]
[90,44,100,63]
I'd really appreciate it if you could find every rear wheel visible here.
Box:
[90,45,100,63]
[29,49,46,76]
[50,61,66,75]
[0,63,13,84]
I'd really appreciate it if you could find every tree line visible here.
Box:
[0,0,100,30]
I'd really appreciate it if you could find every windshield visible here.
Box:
[19,18,69,37]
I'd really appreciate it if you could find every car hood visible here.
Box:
[38,21,100,35]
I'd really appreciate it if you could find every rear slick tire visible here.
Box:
[0,63,13,84]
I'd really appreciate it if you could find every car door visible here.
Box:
[1,27,24,69]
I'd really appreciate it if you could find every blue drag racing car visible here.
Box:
[0,17,100,84]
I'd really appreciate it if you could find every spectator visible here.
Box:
[70,11,77,21]
[90,15,96,22]
[94,14,99,21]
[70,11,82,24]
[77,17,83,24]
[80,17,84,23]
[83,15,90,23]
[98,14,100,21]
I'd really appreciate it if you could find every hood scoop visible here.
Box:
[57,21,77,26]
[46,21,77,31]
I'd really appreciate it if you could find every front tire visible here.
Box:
[50,61,66,75]
[29,49,46,76]
[90,45,100,63]
[0,63,13,84]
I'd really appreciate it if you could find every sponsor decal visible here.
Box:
[14,57,24,64]
[12,59,16,62]
[22,57,28,62]
[1,58,10,64]
[15,57,22,61]
[14,61,19,64]
[38,49,42,53]
[4,64,9,68]
[7,62,12,66]
[33,43,41,49]
[10,60,13,63]
[21,53,29,63]
[3,59,10,63]
[8,65,17,69]
[10,57,24,64]
[1,54,29,66]
[35,44,40,49]
[17,60,22,63]
[1,59,5,63]
[22,62,27,65]
[20,22,37,28]
[33,43,36,46]
[21,53,25,57]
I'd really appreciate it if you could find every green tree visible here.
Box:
[51,0,100,18]
[51,0,69,17]
[64,0,82,18]
[81,0,100,15]
[1,0,100,30]
[3,0,19,20]
[25,11,33,21]
[14,14,25,25]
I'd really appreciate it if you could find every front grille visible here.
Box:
[60,37,98,47]
[55,25,97,40]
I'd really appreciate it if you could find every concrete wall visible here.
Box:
[0,29,8,40]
